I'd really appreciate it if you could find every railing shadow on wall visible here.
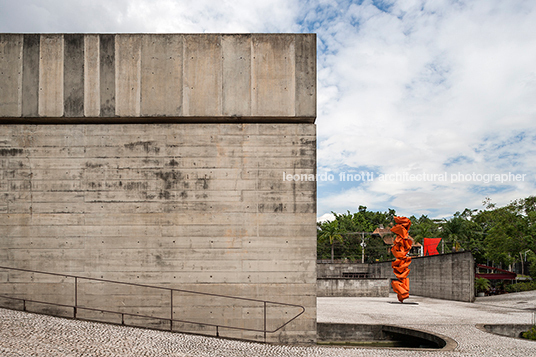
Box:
[0,265,305,343]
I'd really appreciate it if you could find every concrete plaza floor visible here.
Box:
[1,291,535,356]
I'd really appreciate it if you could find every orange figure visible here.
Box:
[390,216,413,302]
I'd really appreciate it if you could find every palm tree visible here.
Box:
[318,220,345,262]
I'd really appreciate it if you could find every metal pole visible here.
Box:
[170,290,173,331]
[361,232,365,264]
[74,277,78,319]
[264,301,267,343]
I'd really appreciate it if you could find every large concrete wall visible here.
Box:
[369,252,475,302]
[0,34,317,344]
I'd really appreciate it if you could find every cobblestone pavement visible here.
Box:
[1,291,535,356]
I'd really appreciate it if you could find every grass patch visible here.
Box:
[522,326,536,340]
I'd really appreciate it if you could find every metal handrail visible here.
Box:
[0,265,305,342]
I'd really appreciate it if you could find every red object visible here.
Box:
[476,264,516,280]
[423,238,441,256]
[390,216,413,302]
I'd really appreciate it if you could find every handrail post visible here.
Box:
[263,301,267,343]
[74,277,78,319]
[170,289,173,331]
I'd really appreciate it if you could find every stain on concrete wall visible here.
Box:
[0,34,317,344]
[1,34,316,123]
[0,123,317,342]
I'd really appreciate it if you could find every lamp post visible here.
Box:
[361,232,365,264]
[346,232,375,264]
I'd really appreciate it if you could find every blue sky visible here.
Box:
[1,0,535,221]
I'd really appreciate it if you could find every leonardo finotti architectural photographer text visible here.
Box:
[282,171,526,184]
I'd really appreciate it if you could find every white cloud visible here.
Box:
[313,0,536,219]
[0,0,301,33]
[1,0,534,220]
[317,212,336,223]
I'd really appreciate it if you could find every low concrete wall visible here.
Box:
[317,278,389,297]
[370,252,475,302]
[317,263,369,278]
[478,324,534,338]
[317,323,456,350]
[317,323,385,342]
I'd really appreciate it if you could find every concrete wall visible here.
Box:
[369,252,475,302]
[0,34,317,344]
[317,262,369,278]
[479,324,534,338]
[317,278,389,297]
[317,323,454,350]
[0,34,315,122]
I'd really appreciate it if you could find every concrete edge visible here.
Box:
[0,116,316,124]
[475,324,536,341]
[317,322,458,352]
[316,278,389,280]
[381,324,458,352]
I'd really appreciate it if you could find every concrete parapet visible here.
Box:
[317,262,369,278]
[0,34,316,122]
[317,278,390,297]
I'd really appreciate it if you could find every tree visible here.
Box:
[473,196,535,272]
[317,219,345,262]
[409,214,442,245]
[437,209,486,260]
[316,196,536,277]
[317,207,396,262]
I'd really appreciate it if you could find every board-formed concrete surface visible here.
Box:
[1,292,535,356]
[317,262,369,278]
[0,123,317,343]
[0,34,317,344]
[317,278,389,297]
[0,34,315,122]
[370,251,475,302]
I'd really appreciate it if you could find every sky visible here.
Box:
[1,0,535,221]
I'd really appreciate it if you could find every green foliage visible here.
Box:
[504,281,536,293]
[473,197,536,270]
[475,277,491,292]
[317,219,344,262]
[317,207,396,262]
[317,196,536,270]
[528,251,536,278]
[408,215,441,245]
[427,208,486,260]
[522,326,536,340]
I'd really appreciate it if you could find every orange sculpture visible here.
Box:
[390,216,413,302]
